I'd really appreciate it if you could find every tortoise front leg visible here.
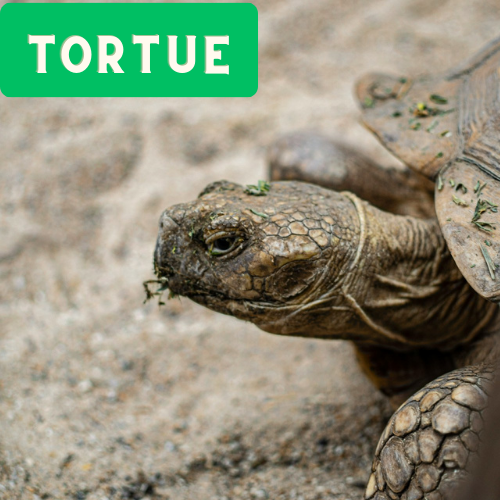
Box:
[366,365,493,500]
[267,131,435,218]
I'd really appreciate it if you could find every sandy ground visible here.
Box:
[2,1,500,498]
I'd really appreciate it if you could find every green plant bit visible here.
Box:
[485,240,492,246]
[412,103,429,117]
[436,152,444,158]
[470,264,476,268]
[452,195,468,207]
[430,94,448,105]
[249,208,269,219]
[171,246,176,254]
[410,102,455,118]
[411,122,421,131]
[244,180,271,196]
[440,130,452,137]
[480,243,497,280]
[399,77,407,84]
[437,173,444,191]
[473,221,496,232]
[455,183,467,194]
[437,108,456,116]
[449,179,455,187]
[474,181,487,196]
[485,200,499,212]
[363,96,374,108]
[143,278,169,305]
[446,217,452,221]
[426,120,439,133]
[472,199,498,222]
[392,111,402,118]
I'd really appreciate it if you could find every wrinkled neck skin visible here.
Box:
[255,193,497,351]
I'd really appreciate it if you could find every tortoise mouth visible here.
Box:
[187,293,283,326]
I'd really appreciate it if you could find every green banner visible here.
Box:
[0,3,258,97]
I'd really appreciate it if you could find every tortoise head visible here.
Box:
[154,180,362,337]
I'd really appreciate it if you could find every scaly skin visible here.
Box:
[155,181,496,351]
[366,364,494,500]
[268,131,435,219]
[151,35,500,500]
[152,179,499,500]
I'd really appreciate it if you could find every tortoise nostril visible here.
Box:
[159,214,178,233]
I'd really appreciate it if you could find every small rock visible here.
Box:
[250,488,269,499]
[78,379,93,393]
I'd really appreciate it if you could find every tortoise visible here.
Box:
[148,37,500,499]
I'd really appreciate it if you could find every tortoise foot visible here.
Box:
[366,365,493,500]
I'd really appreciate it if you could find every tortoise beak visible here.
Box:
[154,213,179,278]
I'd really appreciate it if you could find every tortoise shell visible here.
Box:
[357,36,500,301]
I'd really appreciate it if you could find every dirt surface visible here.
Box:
[1,1,500,499]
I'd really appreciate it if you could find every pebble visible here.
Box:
[250,488,269,499]
[78,379,93,393]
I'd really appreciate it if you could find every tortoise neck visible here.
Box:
[341,194,497,350]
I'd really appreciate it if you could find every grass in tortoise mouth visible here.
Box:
[143,276,227,305]
[143,277,170,305]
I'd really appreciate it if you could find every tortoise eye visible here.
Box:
[209,236,239,256]
[205,229,245,256]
